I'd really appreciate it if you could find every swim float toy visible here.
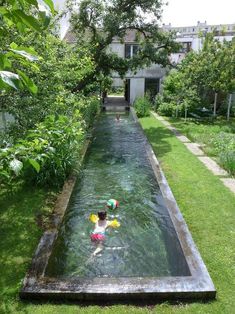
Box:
[89,214,120,228]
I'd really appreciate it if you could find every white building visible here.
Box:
[64,21,235,104]
[163,21,235,64]
[109,31,166,104]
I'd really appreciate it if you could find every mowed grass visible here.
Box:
[167,117,235,138]
[0,114,234,313]
[164,117,235,175]
[139,114,235,313]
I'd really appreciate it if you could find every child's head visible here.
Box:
[98,211,107,220]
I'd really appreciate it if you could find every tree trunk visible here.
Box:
[227,93,232,121]
[184,106,188,122]
[175,102,180,118]
[213,92,218,116]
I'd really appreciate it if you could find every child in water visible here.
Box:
[90,210,120,256]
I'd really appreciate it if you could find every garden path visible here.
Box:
[151,112,235,194]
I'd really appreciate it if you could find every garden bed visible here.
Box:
[165,117,235,176]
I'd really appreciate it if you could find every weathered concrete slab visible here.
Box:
[152,112,164,120]
[176,135,191,143]
[167,125,179,132]
[220,178,235,194]
[158,119,171,126]
[184,143,204,156]
[198,157,228,176]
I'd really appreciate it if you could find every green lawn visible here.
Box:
[0,114,235,313]
[164,116,235,175]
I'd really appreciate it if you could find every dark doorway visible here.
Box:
[145,78,160,101]
[125,79,130,103]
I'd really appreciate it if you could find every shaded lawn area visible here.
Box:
[0,114,234,313]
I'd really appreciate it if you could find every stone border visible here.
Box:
[20,110,216,302]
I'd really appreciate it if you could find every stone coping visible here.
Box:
[20,110,216,302]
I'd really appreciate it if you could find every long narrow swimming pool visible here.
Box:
[21,110,215,301]
[45,112,189,278]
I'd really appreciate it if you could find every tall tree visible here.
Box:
[64,0,179,91]
[157,34,235,117]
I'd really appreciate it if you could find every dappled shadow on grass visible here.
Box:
[0,185,47,308]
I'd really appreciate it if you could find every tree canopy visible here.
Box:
[64,0,180,91]
[156,34,235,117]
[0,0,55,93]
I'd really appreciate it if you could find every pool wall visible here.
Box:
[20,109,216,302]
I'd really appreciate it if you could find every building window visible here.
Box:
[125,44,139,58]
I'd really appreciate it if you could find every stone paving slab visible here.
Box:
[184,143,204,156]
[151,111,235,193]
[220,178,235,194]
[155,115,165,121]
[161,120,171,126]
[176,135,191,143]
[198,157,228,176]
[167,125,180,134]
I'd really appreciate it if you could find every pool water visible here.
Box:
[46,113,190,278]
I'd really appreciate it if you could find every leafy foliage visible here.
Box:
[0,0,54,92]
[0,113,83,188]
[65,0,180,92]
[167,118,235,175]
[0,14,100,189]
[156,35,235,116]
[0,32,95,133]
[134,96,151,117]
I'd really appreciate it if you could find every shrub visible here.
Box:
[211,132,235,154]
[79,96,100,129]
[0,94,100,190]
[0,114,85,188]
[157,102,184,117]
[219,151,235,175]
[134,96,151,117]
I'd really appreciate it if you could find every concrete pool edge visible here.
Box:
[20,110,216,302]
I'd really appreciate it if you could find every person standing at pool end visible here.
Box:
[90,210,120,256]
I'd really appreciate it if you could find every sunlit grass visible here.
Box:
[163,116,235,176]
[0,114,235,313]
[139,114,235,313]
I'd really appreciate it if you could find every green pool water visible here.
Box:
[46,113,190,278]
